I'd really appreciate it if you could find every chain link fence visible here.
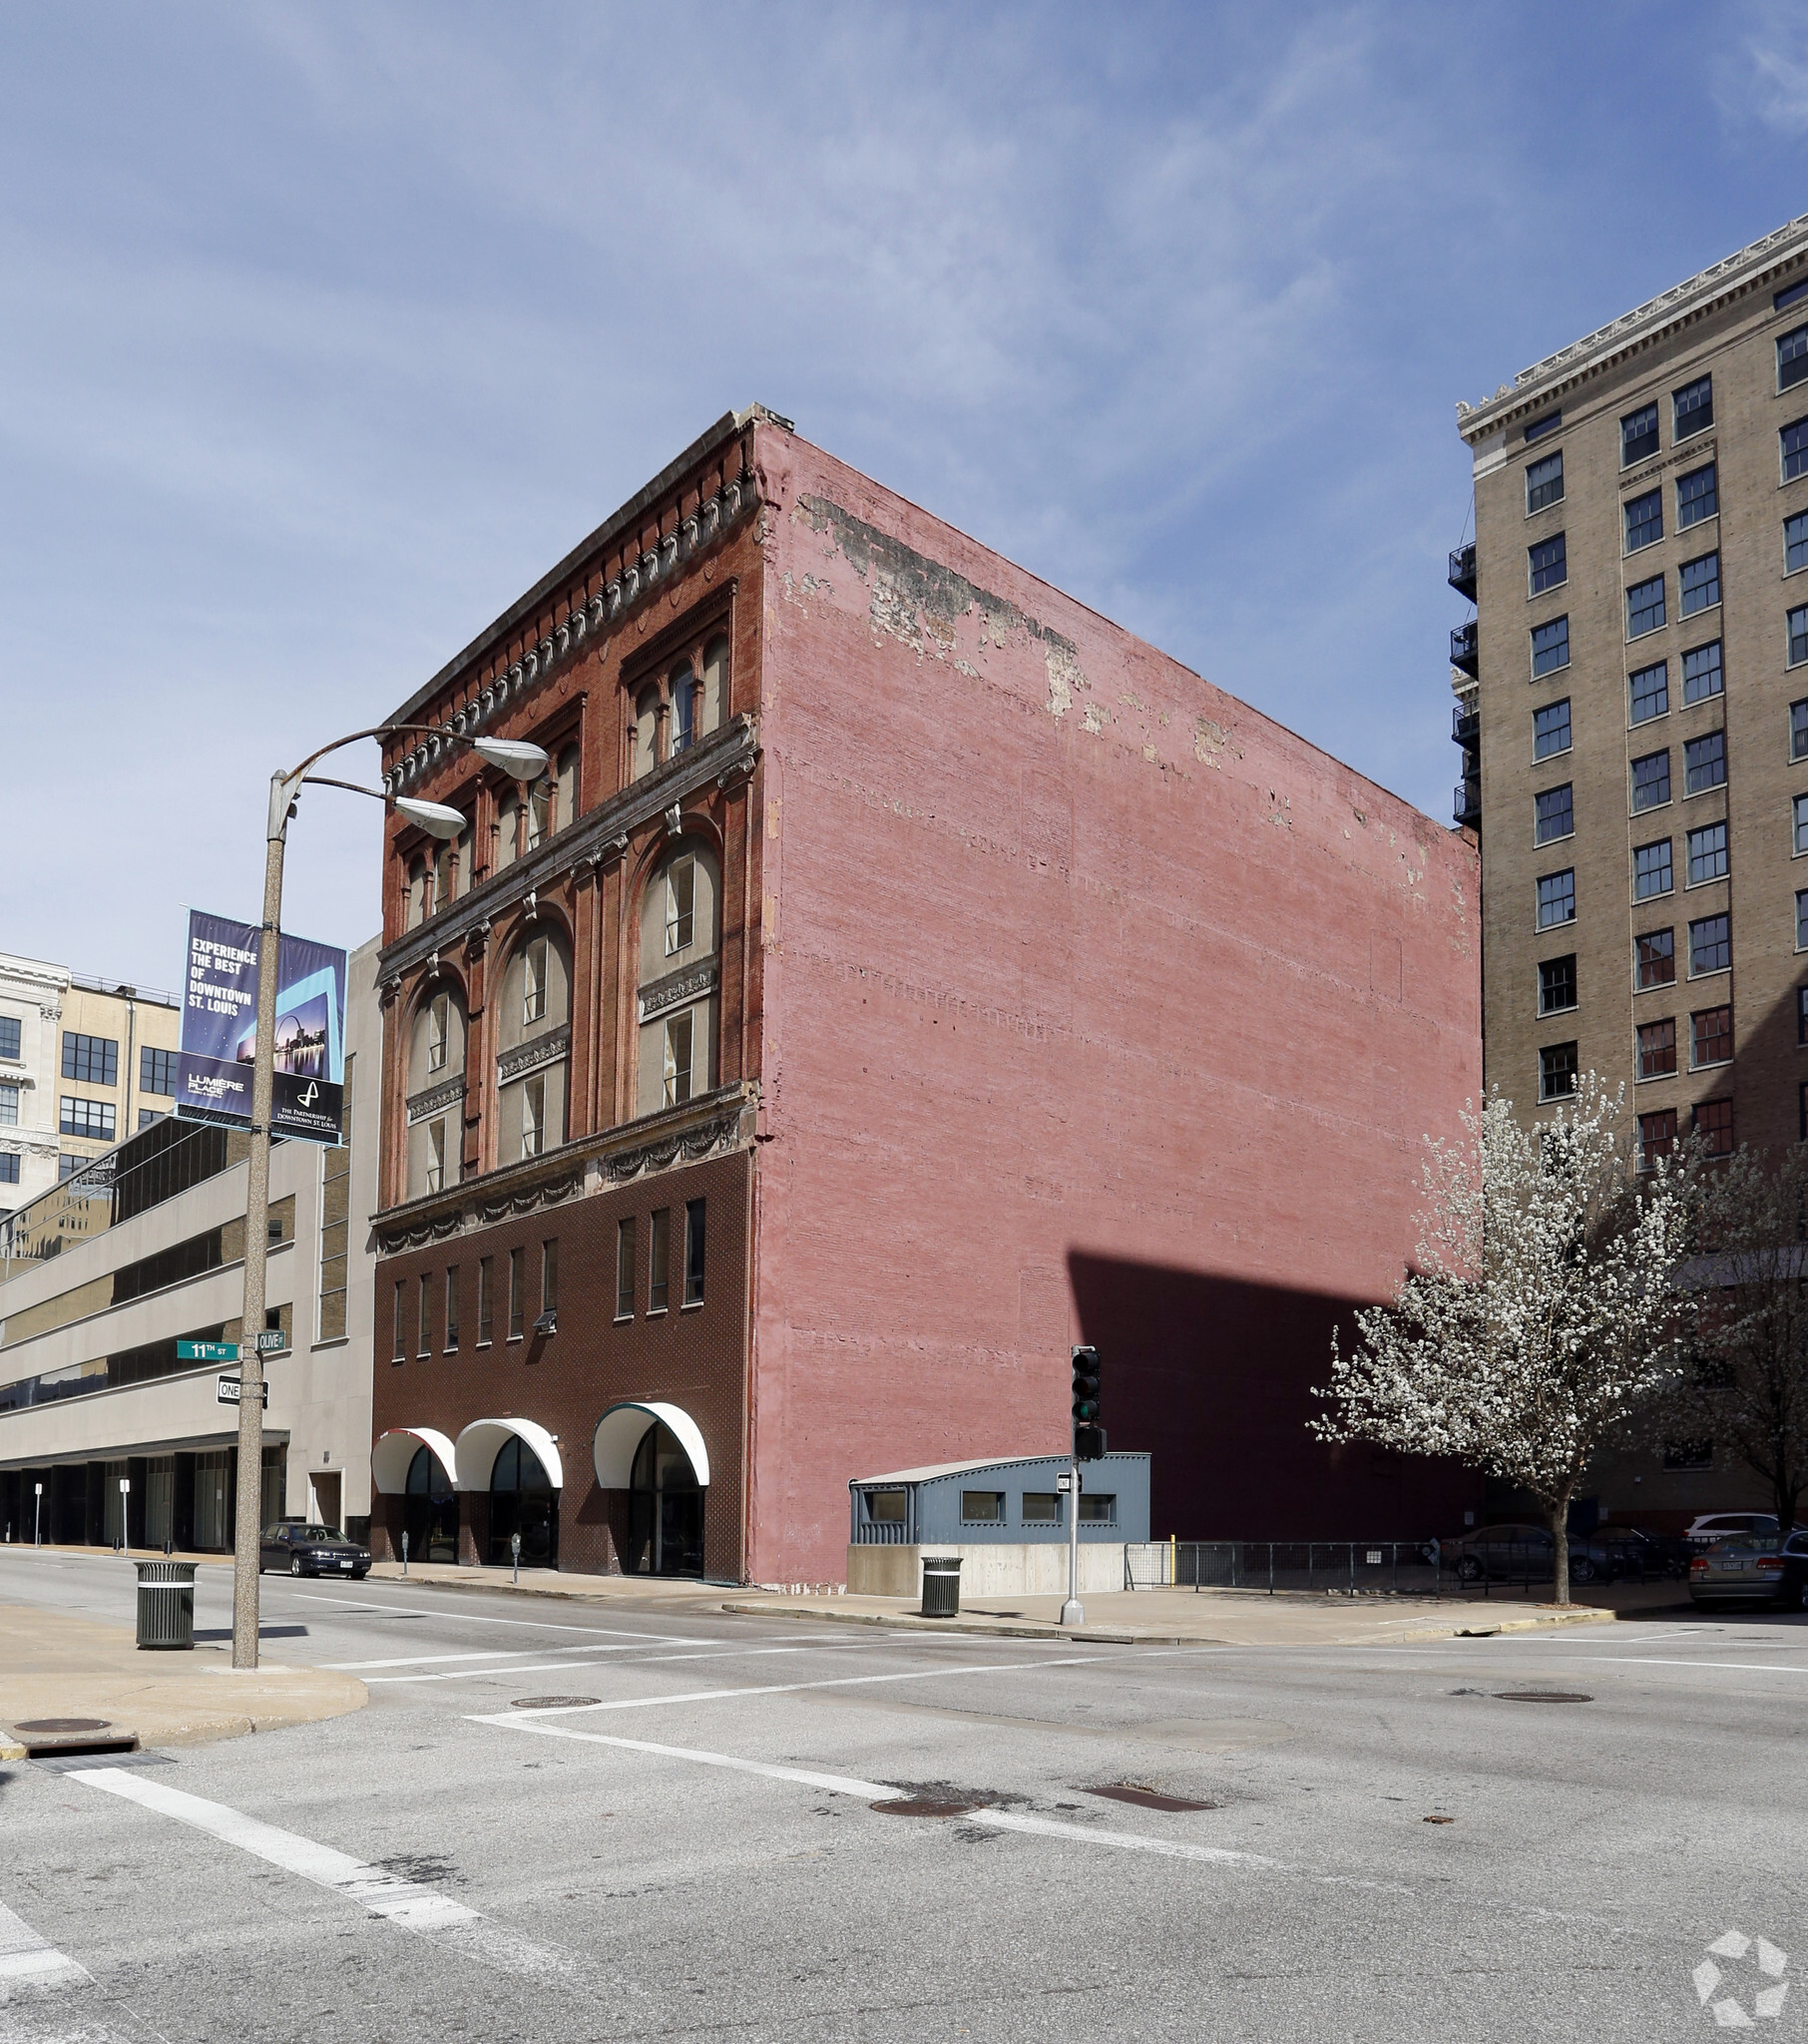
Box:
[1125,1536,1686,1597]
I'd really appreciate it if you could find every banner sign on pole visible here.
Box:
[176,909,347,1145]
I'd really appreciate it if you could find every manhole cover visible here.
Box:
[1495,1691,1592,1705]
[13,1719,113,1735]
[509,1697,599,1711]
[1086,1783,1218,1812]
[870,1797,983,1817]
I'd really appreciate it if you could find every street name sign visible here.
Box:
[180,1341,238,1362]
[254,1331,287,1354]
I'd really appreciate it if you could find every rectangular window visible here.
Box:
[1693,1005,1733,1069]
[1534,699,1572,759]
[445,1267,460,1352]
[1530,533,1567,594]
[1689,913,1730,976]
[1795,701,1808,760]
[1695,1098,1734,1157]
[542,1238,558,1316]
[1630,751,1670,811]
[1634,839,1674,899]
[1021,1492,1061,1525]
[61,1033,118,1086]
[522,1074,545,1159]
[1079,1493,1118,1525]
[523,938,548,1025]
[478,1257,493,1344]
[0,1152,17,1185]
[650,1208,671,1311]
[1673,374,1712,440]
[684,1198,706,1306]
[139,1046,178,1096]
[1532,616,1571,676]
[961,1491,1005,1524]
[1525,411,1562,443]
[1681,641,1723,706]
[391,1279,406,1363]
[1622,402,1659,466]
[1687,821,1728,885]
[1785,418,1808,483]
[425,1118,446,1194]
[1792,606,1808,667]
[418,1274,432,1358]
[1537,869,1576,928]
[1540,1042,1579,1101]
[1624,489,1662,552]
[1538,955,1578,1015]
[663,1011,694,1108]
[1782,323,1808,389]
[666,858,695,956]
[1628,661,1668,725]
[1639,1109,1677,1171]
[508,1247,524,1339]
[1635,928,1675,990]
[1798,889,1808,950]
[1684,730,1726,795]
[1527,450,1565,513]
[0,1017,19,1062]
[616,1217,636,1319]
[1679,552,1720,617]
[1535,783,1574,842]
[427,993,448,1073]
[57,1155,79,1181]
[1636,1019,1677,1082]
[1791,514,1808,576]
[1781,278,1808,312]
[1626,576,1665,638]
[0,1084,15,1126]
[1799,986,1808,1045]
[1796,793,1808,853]
[1676,463,1718,528]
[60,1097,115,1141]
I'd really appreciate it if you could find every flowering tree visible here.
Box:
[1313,1076,1702,1604]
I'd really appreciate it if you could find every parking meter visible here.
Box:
[511,1530,522,1584]
[401,1528,410,1576]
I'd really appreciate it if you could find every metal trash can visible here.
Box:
[920,1555,962,1618]
[135,1559,197,1650]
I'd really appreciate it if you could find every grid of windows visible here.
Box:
[1629,662,1668,724]
[1682,641,1723,706]
[139,1046,177,1096]
[1636,928,1675,989]
[1693,1006,1733,1069]
[0,1017,19,1062]
[1631,751,1670,811]
[1786,419,1808,483]
[61,1033,117,1086]
[1539,955,1578,1015]
[1634,840,1674,898]
[1535,783,1574,842]
[1684,730,1726,795]
[60,1097,115,1141]
[1674,375,1713,439]
[1533,616,1571,677]
[1639,1109,1677,1170]
[1679,552,1720,617]
[1677,463,1718,528]
[1527,451,1565,513]
[1690,913,1730,976]
[1782,323,1808,391]
[1687,822,1728,885]
[1535,699,1572,759]
[1624,490,1662,552]
[1695,1099,1734,1157]
[1637,1019,1677,1081]
[1537,869,1576,927]
[1622,403,1659,466]
[1627,576,1666,638]
[1530,533,1568,594]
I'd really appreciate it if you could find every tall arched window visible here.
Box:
[406,983,467,1200]
[637,842,720,1117]
[628,1419,703,1575]
[489,1435,557,1565]
[404,1443,458,1564]
[498,927,571,1160]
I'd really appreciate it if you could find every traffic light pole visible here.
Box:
[1061,1456,1083,1628]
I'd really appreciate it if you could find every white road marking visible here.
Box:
[291,1593,683,1638]
[0,1899,92,1999]
[1575,1657,1808,1676]
[327,1639,711,1671]
[364,1645,822,1686]
[71,1771,571,1981]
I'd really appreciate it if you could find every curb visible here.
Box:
[363,1569,742,1610]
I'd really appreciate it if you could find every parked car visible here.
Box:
[258,1520,371,1579]
[1450,1522,1595,1583]
[1683,1512,1781,1551]
[1574,1526,1688,1583]
[1688,1530,1808,1610]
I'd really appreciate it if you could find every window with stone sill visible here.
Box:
[1624,490,1661,554]
[1629,661,1667,726]
[524,937,548,1026]
[1540,1042,1579,1101]
[1687,822,1728,886]
[1538,955,1577,1015]
[1639,1109,1676,1171]
[1689,913,1730,977]
[427,993,449,1073]
[1694,1097,1733,1158]
[1684,730,1726,796]
[1636,1019,1676,1082]
[1681,641,1722,707]
[1673,374,1713,441]
[1631,751,1670,812]
[1676,464,1717,529]
[1622,403,1659,467]
[1782,323,1808,392]
[1635,928,1675,990]
[1692,1005,1733,1071]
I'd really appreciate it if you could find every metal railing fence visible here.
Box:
[1126,1537,1686,1597]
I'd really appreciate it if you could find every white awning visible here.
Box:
[592,1401,710,1489]
[370,1426,458,1496]
[453,1417,565,1493]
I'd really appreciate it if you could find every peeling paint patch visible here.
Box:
[1047,644,1086,721]
[1082,702,1108,735]
[1194,717,1241,766]
[1142,745,1159,764]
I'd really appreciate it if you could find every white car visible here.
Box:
[1683,1512,1780,1551]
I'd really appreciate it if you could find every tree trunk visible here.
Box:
[1551,1486,1573,1605]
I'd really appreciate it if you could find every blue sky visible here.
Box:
[5,1,1808,985]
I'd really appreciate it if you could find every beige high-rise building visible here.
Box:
[1456,214,1808,1164]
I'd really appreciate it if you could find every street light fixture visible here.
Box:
[227,723,547,1670]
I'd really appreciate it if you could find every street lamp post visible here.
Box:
[227,725,547,1670]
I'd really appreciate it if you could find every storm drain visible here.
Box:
[35,1750,175,1776]
[9,1718,139,1758]
[1086,1783,1219,1812]
[509,1697,600,1711]
[1495,1691,1592,1705]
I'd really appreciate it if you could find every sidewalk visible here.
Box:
[0,1602,366,1758]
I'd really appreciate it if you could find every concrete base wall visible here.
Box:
[847,1542,1126,1598]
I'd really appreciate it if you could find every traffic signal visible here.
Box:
[1071,1345,1106,1461]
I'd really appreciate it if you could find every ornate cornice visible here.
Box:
[638,960,718,1025]
[377,715,757,984]
[496,1023,570,1087]
[601,1099,746,1185]
[405,1075,466,1127]
[1457,213,1808,442]
[383,469,759,797]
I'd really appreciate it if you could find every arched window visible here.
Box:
[632,684,660,781]
[700,633,727,737]
[637,843,720,1117]
[489,1435,557,1566]
[498,929,571,1160]
[404,1444,458,1564]
[628,1420,703,1576]
[406,983,467,1201]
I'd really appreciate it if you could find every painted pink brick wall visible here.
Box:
[743,426,1482,1585]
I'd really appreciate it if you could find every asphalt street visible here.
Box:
[1,1550,1803,2042]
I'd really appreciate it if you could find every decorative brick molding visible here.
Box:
[496,1023,571,1087]
[405,1076,466,1127]
[637,961,717,1026]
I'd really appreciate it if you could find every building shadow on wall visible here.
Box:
[1065,1252,1480,1541]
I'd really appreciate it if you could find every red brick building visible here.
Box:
[367,406,1484,1586]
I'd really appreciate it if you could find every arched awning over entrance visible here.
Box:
[453,1418,565,1493]
[371,1426,459,1496]
[592,1401,710,1489]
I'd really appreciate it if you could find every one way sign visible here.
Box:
[217,1374,269,1408]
